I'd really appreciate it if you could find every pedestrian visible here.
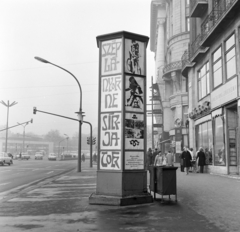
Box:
[181,147,192,175]
[82,153,85,162]
[93,153,97,163]
[166,151,174,166]
[196,147,206,173]
[146,148,153,170]
[162,153,167,166]
[179,150,184,172]
[154,151,163,166]
[188,148,194,172]
[152,148,158,165]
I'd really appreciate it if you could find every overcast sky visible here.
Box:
[0,0,155,137]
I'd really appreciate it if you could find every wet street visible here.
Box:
[0,162,240,232]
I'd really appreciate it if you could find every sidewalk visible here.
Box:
[0,163,239,232]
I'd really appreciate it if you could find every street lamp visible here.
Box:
[35,56,83,172]
[0,100,18,152]
[17,119,33,153]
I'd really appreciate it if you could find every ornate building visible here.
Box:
[150,0,190,157]
[182,0,240,175]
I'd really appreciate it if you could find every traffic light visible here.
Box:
[92,137,96,145]
[33,107,37,114]
[87,137,90,145]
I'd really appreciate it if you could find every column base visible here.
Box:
[89,193,153,206]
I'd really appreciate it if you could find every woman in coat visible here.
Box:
[196,147,206,173]
[181,147,192,175]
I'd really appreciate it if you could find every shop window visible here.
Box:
[195,121,213,165]
[225,34,236,79]
[213,116,225,166]
[213,47,222,88]
[186,17,190,32]
[198,62,210,100]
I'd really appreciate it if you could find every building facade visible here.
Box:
[182,0,240,175]
[150,0,190,156]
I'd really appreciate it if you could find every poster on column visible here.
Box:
[125,75,144,112]
[101,75,122,112]
[125,151,144,170]
[100,113,121,150]
[100,151,121,170]
[125,113,144,149]
[125,39,145,75]
[101,38,122,76]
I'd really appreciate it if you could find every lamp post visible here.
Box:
[0,100,18,152]
[17,119,33,153]
[58,137,67,158]
[35,56,83,172]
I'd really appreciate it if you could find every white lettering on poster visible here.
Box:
[101,39,122,75]
[125,151,144,170]
[100,113,121,150]
[100,151,121,170]
[101,75,122,112]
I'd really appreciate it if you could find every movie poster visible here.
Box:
[125,75,144,112]
[125,39,145,75]
[125,113,144,150]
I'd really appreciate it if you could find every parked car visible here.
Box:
[48,153,57,161]
[35,152,43,160]
[0,152,13,166]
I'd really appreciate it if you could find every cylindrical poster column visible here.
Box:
[89,31,153,206]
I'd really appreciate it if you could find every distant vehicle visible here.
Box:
[7,153,13,159]
[48,153,57,161]
[0,152,13,166]
[35,152,43,160]
[21,152,30,160]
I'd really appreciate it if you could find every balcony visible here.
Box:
[162,61,182,79]
[181,49,195,77]
[190,0,240,60]
[190,0,208,18]
[201,0,240,45]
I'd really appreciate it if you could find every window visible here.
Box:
[195,120,213,165]
[225,34,236,79]
[213,47,222,88]
[214,116,225,166]
[198,62,210,100]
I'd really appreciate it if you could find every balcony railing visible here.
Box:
[181,49,191,69]
[190,0,238,60]
[163,61,182,76]
[201,0,237,40]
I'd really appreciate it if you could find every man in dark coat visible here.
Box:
[196,147,206,173]
[181,147,192,175]
[152,148,158,166]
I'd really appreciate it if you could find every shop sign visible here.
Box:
[189,101,211,119]
[211,77,237,109]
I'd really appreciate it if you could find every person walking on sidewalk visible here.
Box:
[152,148,158,165]
[182,147,192,175]
[146,148,153,170]
[154,151,163,166]
[179,150,184,172]
[196,147,206,173]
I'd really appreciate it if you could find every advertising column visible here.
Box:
[89,31,152,206]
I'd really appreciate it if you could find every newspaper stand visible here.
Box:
[149,166,178,202]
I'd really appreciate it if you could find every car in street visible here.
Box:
[48,153,57,161]
[35,152,43,160]
[0,152,13,166]
[21,152,30,160]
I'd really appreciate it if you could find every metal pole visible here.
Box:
[34,57,83,172]
[23,125,25,153]
[151,76,154,149]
